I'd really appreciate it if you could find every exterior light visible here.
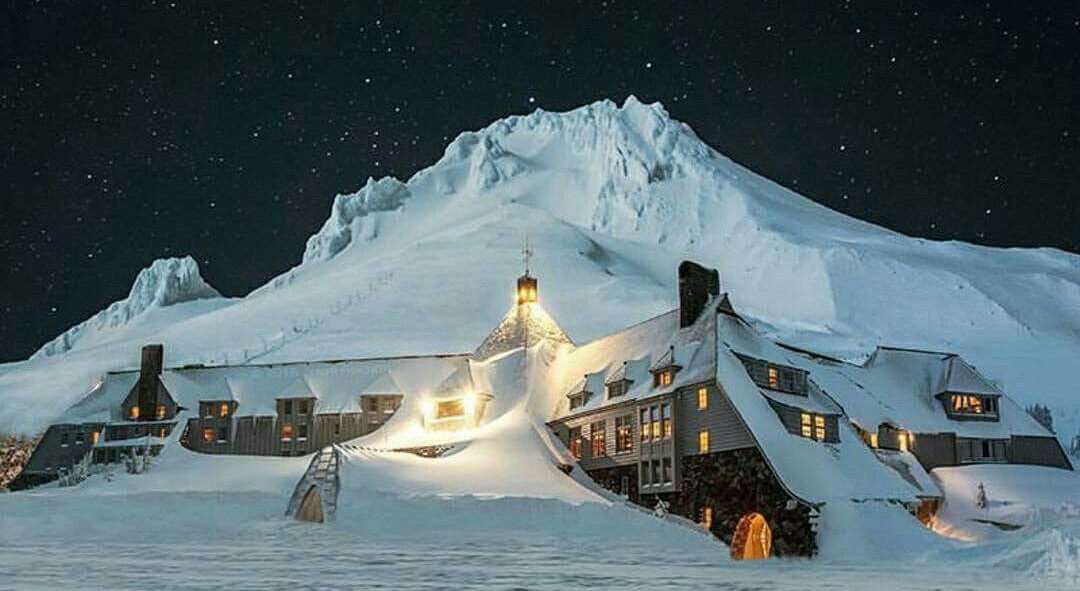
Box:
[463,391,477,416]
[420,399,435,420]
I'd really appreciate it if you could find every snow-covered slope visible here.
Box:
[2,96,1079,447]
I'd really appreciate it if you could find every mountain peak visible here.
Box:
[32,256,221,359]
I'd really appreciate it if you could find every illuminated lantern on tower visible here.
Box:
[516,237,538,305]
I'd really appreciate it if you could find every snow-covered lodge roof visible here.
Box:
[549,293,1053,505]
[64,354,474,421]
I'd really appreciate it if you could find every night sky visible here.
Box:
[1,1,1078,362]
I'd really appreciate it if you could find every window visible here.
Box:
[814,415,825,441]
[75,433,84,445]
[364,397,379,412]
[202,427,214,443]
[608,381,628,398]
[640,409,650,442]
[283,399,293,414]
[129,406,140,420]
[590,421,607,456]
[986,397,998,414]
[615,415,634,453]
[650,406,660,440]
[698,430,709,453]
[651,460,661,485]
[800,413,812,438]
[156,404,166,420]
[282,423,293,441]
[91,430,100,444]
[569,428,582,459]
[641,461,651,486]
[697,387,708,410]
[436,399,465,419]
[951,394,984,414]
[219,403,230,417]
[217,427,228,443]
[333,421,341,436]
[701,506,714,530]
[298,400,309,415]
[662,458,672,483]
[661,403,672,439]
[159,426,167,438]
[297,424,308,441]
[654,370,673,388]
[768,367,779,389]
[569,394,584,410]
[60,433,69,447]
[898,431,909,452]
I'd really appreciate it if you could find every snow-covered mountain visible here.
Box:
[2,96,1078,443]
[31,256,227,360]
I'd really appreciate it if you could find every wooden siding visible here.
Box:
[909,432,957,470]
[677,383,754,454]
[20,423,104,475]
[1007,435,1072,470]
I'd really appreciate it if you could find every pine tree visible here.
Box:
[1025,403,1054,433]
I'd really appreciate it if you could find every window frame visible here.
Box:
[590,420,607,457]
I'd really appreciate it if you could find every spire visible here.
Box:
[516,235,538,305]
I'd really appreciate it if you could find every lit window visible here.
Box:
[661,403,672,439]
[768,367,779,389]
[698,387,708,410]
[951,394,984,414]
[815,415,826,441]
[91,431,100,444]
[650,406,660,439]
[869,433,879,448]
[698,430,709,454]
[569,435,582,459]
[129,406,140,420]
[640,408,650,442]
[156,404,166,420]
[590,421,606,456]
[615,415,634,453]
[297,424,308,441]
[701,506,714,530]
[436,399,465,419]
[282,423,293,441]
[159,427,167,438]
[654,370,673,388]
[898,431,909,452]
[220,403,230,417]
[800,413,812,438]
[202,427,214,443]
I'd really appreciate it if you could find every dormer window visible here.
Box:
[736,354,809,395]
[607,381,629,398]
[129,406,140,420]
[568,390,590,410]
[649,347,682,389]
[654,370,673,388]
[219,402,230,417]
[939,392,1000,421]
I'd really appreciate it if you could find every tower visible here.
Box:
[516,236,538,305]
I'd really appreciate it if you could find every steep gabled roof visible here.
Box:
[474,302,573,361]
[939,355,1002,396]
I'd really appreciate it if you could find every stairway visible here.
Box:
[285,445,342,521]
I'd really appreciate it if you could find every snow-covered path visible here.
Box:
[3,490,1074,590]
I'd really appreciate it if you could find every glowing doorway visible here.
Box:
[730,512,772,560]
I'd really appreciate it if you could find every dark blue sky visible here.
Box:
[1,1,1077,361]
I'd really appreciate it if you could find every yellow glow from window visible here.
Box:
[282,423,293,440]
[702,506,714,530]
[768,367,779,389]
[869,433,879,448]
[698,387,708,410]
[220,403,229,417]
[698,430,709,453]
[156,404,166,419]
[202,427,214,443]
[91,430,100,444]
[129,406,140,420]
[898,432,909,452]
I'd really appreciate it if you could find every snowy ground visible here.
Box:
[2,488,1075,590]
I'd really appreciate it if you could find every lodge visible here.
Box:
[12,258,1071,560]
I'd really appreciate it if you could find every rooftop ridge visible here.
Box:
[104,351,474,376]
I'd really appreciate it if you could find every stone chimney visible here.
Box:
[678,261,720,328]
[140,344,164,378]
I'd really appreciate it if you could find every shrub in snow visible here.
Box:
[0,432,39,490]
[1025,403,1054,434]
[57,453,91,488]
[976,482,988,510]
[653,498,670,519]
